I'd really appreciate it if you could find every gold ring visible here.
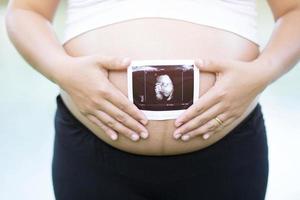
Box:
[214,117,224,126]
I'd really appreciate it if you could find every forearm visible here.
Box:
[254,7,300,86]
[5,8,71,85]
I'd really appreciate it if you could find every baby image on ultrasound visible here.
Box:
[155,74,174,101]
[127,60,199,120]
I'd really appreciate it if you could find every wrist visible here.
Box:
[251,57,277,89]
[51,55,75,87]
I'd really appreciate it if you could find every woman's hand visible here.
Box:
[57,55,149,142]
[173,59,270,141]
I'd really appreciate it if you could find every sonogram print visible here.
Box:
[131,64,194,111]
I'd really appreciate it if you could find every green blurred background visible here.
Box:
[0,1,299,200]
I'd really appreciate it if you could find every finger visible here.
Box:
[182,115,235,141]
[104,83,148,125]
[93,110,141,142]
[99,100,149,139]
[202,116,236,140]
[173,102,223,139]
[180,113,227,141]
[86,114,118,141]
[175,86,221,127]
[202,131,215,140]
[194,59,229,73]
[214,116,236,133]
[96,55,131,70]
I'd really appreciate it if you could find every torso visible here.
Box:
[61,18,260,156]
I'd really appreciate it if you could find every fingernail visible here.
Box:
[203,133,210,140]
[181,134,190,141]
[131,133,140,141]
[173,133,182,140]
[195,59,204,67]
[110,133,118,141]
[140,119,148,125]
[122,57,131,65]
[140,131,149,139]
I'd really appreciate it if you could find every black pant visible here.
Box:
[52,94,269,200]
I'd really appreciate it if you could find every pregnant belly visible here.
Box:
[61,18,260,155]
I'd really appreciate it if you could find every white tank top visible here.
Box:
[63,0,258,45]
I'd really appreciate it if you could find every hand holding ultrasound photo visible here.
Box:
[127,60,199,120]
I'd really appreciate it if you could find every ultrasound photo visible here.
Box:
[128,60,199,120]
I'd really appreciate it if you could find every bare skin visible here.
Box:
[59,18,259,155]
[5,0,300,155]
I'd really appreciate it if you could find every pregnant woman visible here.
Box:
[5,0,300,199]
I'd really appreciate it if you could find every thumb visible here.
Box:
[194,59,227,72]
[96,56,131,70]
